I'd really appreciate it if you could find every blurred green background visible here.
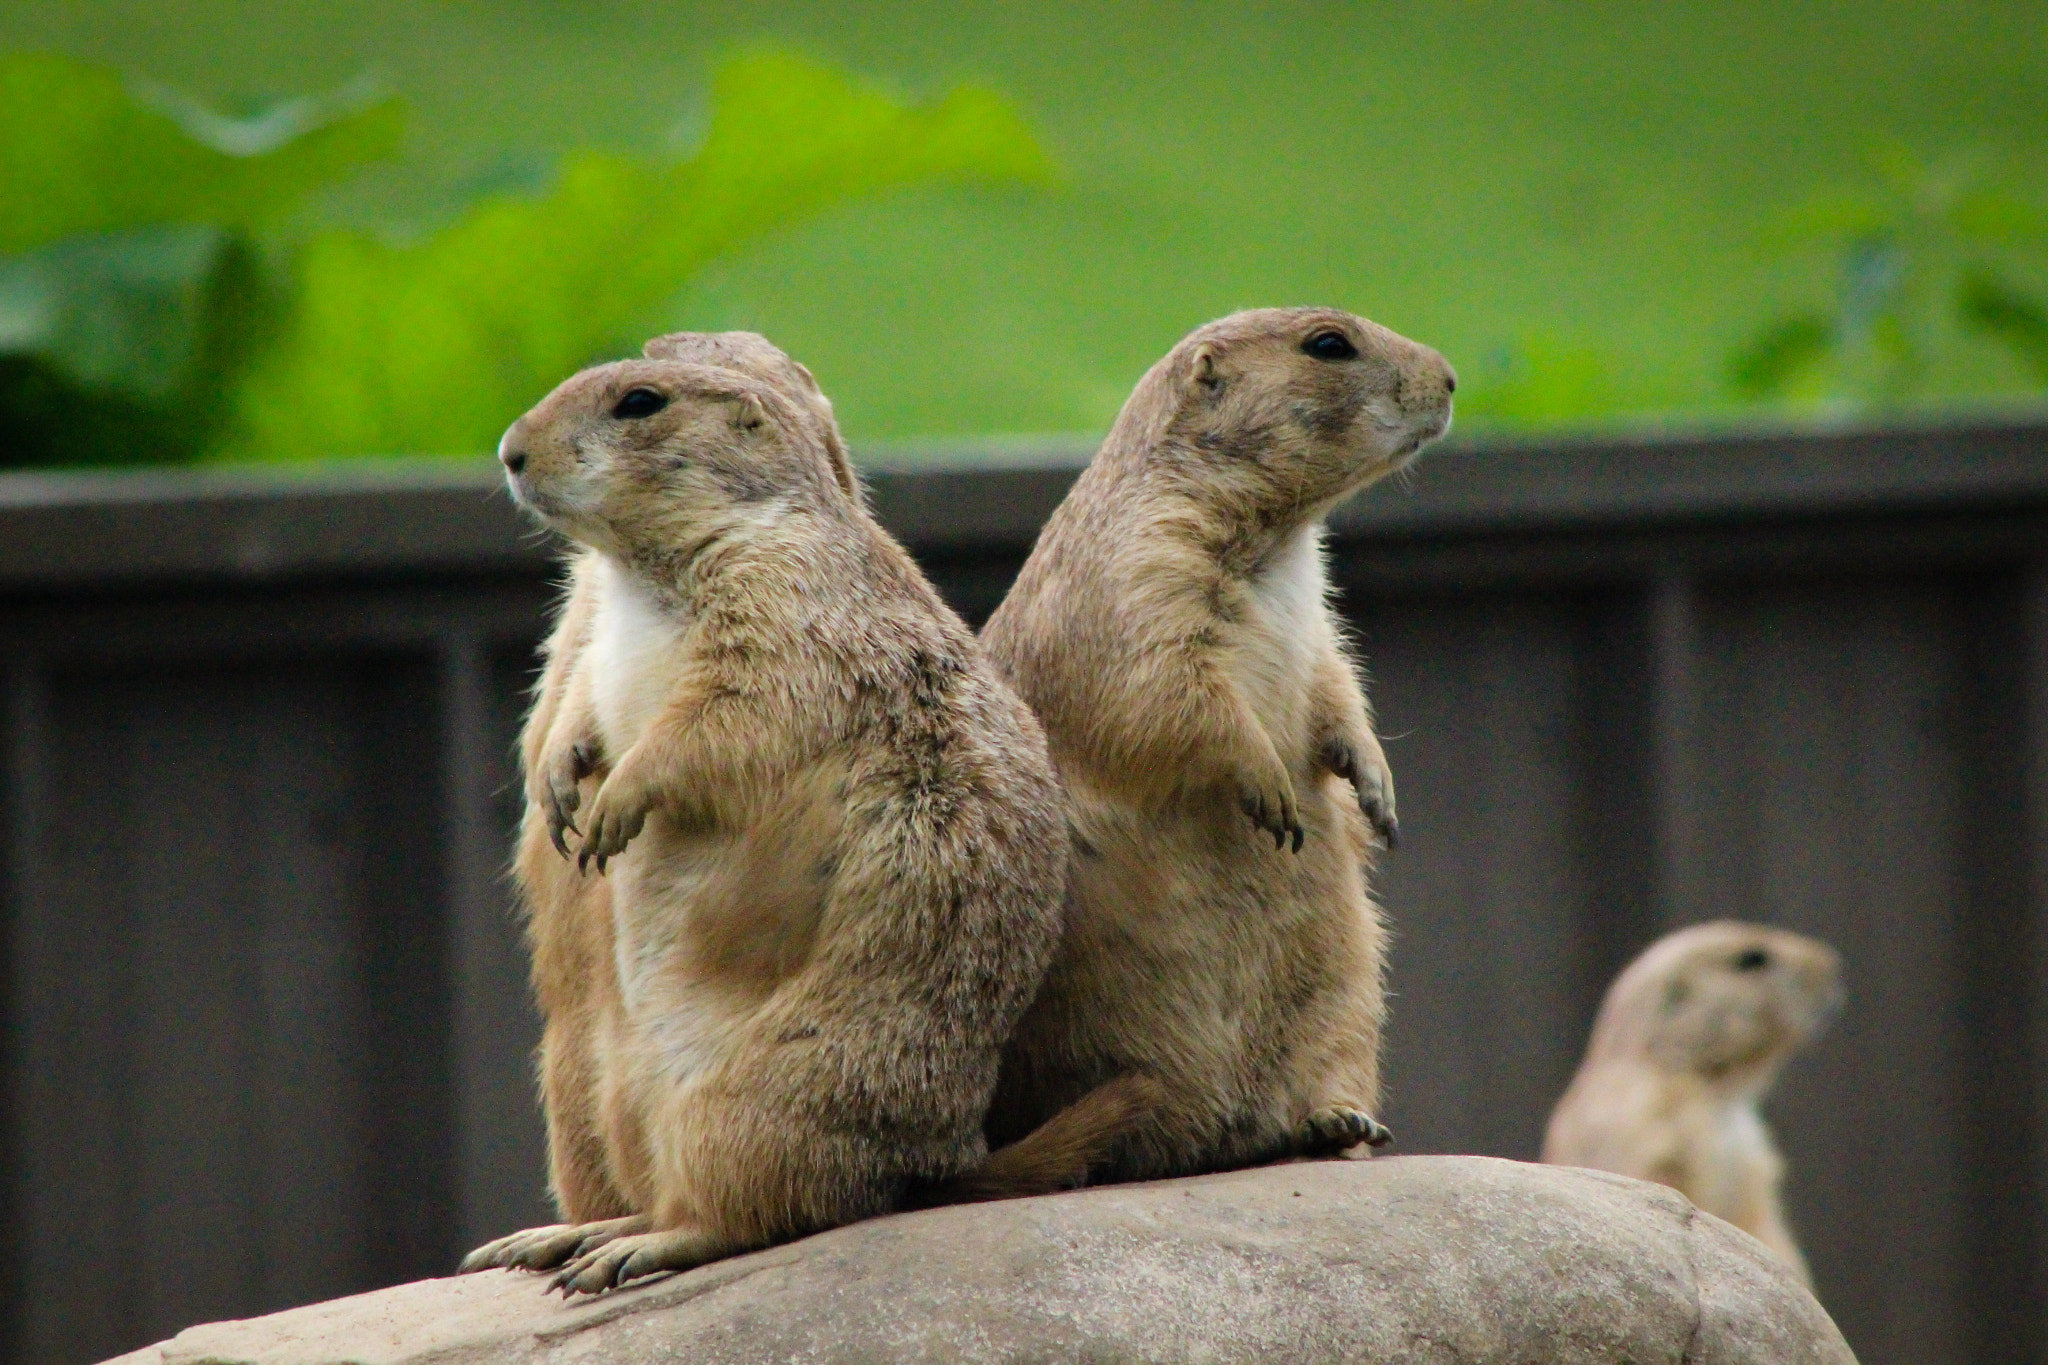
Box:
[3,0,2045,468]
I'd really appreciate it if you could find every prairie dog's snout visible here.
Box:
[1363,323,1456,439]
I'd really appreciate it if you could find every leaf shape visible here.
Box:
[1958,270,2048,382]
[0,224,234,399]
[222,52,1053,461]
[1727,315,1834,398]
[0,224,271,467]
[0,52,403,254]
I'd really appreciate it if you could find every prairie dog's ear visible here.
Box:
[734,392,767,431]
[820,425,862,503]
[1190,343,1222,393]
[643,333,691,360]
[792,361,824,395]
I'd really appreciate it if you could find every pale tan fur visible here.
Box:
[1542,920,1844,1285]
[980,307,1456,1180]
[499,334,854,1230]
[461,335,1073,1294]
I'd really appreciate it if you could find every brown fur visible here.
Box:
[500,334,853,1231]
[460,334,1077,1294]
[1542,920,1843,1285]
[980,307,1456,1181]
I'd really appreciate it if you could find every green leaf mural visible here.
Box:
[0,54,399,466]
[1730,149,2048,410]
[0,52,403,254]
[221,52,1052,461]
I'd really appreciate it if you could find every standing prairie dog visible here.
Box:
[501,332,858,1231]
[981,307,1456,1180]
[1542,921,1844,1285]
[460,338,1101,1295]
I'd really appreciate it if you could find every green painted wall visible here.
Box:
[8,0,2045,448]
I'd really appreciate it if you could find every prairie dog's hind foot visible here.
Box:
[458,1214,650,1274]
[550,1224,729,1296]
[1293,1104,1392,1157]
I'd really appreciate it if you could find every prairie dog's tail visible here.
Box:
[908,1073,1163,1208]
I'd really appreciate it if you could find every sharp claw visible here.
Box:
[595,853,608,876]
[1291,824,1304,853]
[1383,818,1399,849]
[577,849,590,874]
[551,827,571,859]
[1272,825,1284,850]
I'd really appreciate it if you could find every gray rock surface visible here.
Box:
[103,1154,1854,1365]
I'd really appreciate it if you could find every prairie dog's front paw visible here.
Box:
[533,741,598,859]
[1322,734,1397,848]
[1235,759,1303,853]
[579,767,655,873]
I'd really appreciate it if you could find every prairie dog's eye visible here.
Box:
[612,387,669,420]
[1302,330,1358,362]
[1733,948,1771,972]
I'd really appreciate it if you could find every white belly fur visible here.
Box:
[585,554,737,1080]
[588,553,691,758]
[1235,523,1334,751]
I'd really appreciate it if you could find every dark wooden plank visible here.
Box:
[440,638,551,1254]
[9,662,145,1365]
[1347,586,1603,1160]
[1690,578,1969,1365]
[2022,564,2048,1339]
[1645,572,1705,928]
[0,421,2041,591]
[1950,572,2045,1365]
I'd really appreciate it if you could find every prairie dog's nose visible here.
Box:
[498,430,528,474]
[1424,348,1457,399]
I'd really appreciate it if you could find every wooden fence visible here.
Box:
[4,420,2045,1365]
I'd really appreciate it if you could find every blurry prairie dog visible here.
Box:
[1542,921,1843,1285]
[460,335,1116,1295]
[981,307,1456,1180]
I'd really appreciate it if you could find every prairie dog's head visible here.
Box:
[1589,921,1844,1091]
[498,353,851,564]
[639,331,860,502]
[1112,306,1455,518]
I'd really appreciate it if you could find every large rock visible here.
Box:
[105,1155,1853,1365]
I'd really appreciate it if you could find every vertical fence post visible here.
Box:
[0,659,46,1363]
[438,634,546,1256]
[1647,571,1703,931]
[2026,564,2048,1353]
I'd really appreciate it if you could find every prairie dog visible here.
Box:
[981,307,1456,1180]
[462,340,1077,1294]
[1542,921,1844,1285]
[504,332,854,1229]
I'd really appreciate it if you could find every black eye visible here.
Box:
[612,387,668,420]
[1302,330,1357,362]
[1734,948,1771,972]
